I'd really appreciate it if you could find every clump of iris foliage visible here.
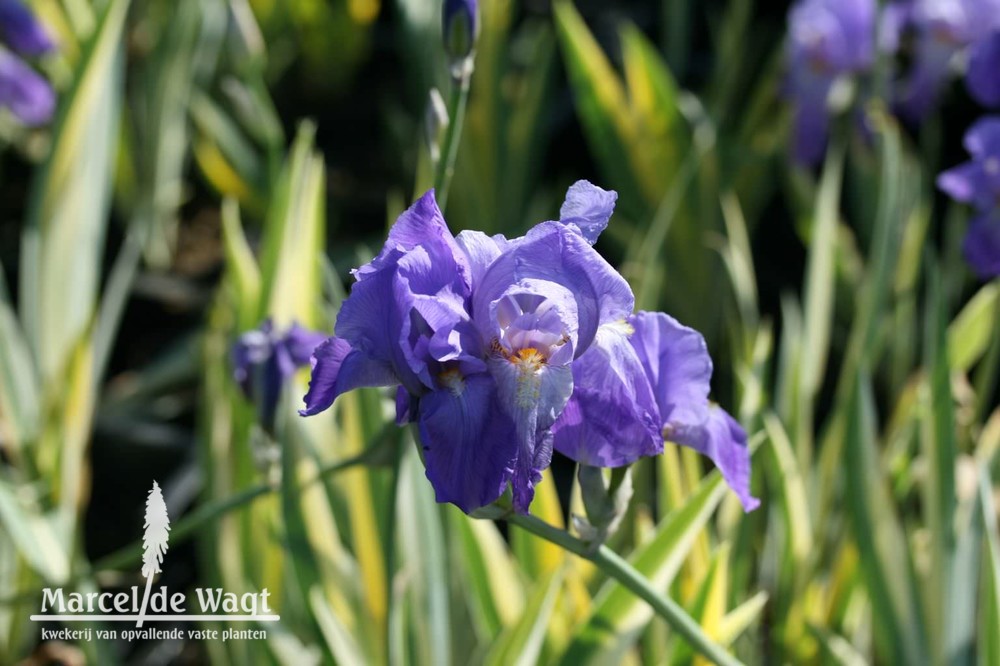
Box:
[0,0,998,664]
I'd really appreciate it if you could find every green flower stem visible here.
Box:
[0,449,375,607]
[434,69,472,212]
[506,512,742,666]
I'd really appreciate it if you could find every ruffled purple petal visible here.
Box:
[474,222,634,357]
[0,0,56,55]
[668,406,760,512]
[356,190,470,290]
[418,374,518,513]
[552,323,662,467]
[337,192,474,395]
[967,32,1000,108]
[335,246,422,393]
[299,337,397,416]
[397,265,484,389]
[628,311,712,427]
[558,180,618,245]
[963,214,1000,279]
[0,50,54,126]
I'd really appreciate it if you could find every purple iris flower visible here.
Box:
[785,0,876,165]
[233,319,326,431]
[0,0,55,126]
[301,182,758,515]
[896,0,1000,121]
[0,0,55,55]
[938,117,1000,278]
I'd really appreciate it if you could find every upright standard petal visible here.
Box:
[552,321,662,467]
[474,222,634,356]
[299,337,397,416]
[558,180,618,245]
[667,407,760,512]
[356,189,470,290]
[455,229,507,286]
[418,373,517,513]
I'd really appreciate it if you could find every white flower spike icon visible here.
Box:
[136,480,170,628]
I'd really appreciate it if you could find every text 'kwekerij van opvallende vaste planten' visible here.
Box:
[1,0,999,664]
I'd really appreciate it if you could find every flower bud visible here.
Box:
[442,0,478,79]
[573,466,633,550]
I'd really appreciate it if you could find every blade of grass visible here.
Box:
[484,568,563,666]
[921,264,957,664]
[947,281,999,373]
[20,0,129,383]
[843,371,926,664]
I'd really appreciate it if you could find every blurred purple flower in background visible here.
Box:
[233,319,325,431]
[0,0,55,126]
[785,0,876,165]
[967,32,1000,108]
[0,0,55,55]
[896,0,1000,121]
[301,182,759,515]
[938,117,1000,278]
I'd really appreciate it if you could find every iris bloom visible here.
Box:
[0,0,55,126]
[233,319,326,431]
[785,0,876,165]
[301,182,758,515]
[938,117,1000,278]
[895,0,1000,121]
